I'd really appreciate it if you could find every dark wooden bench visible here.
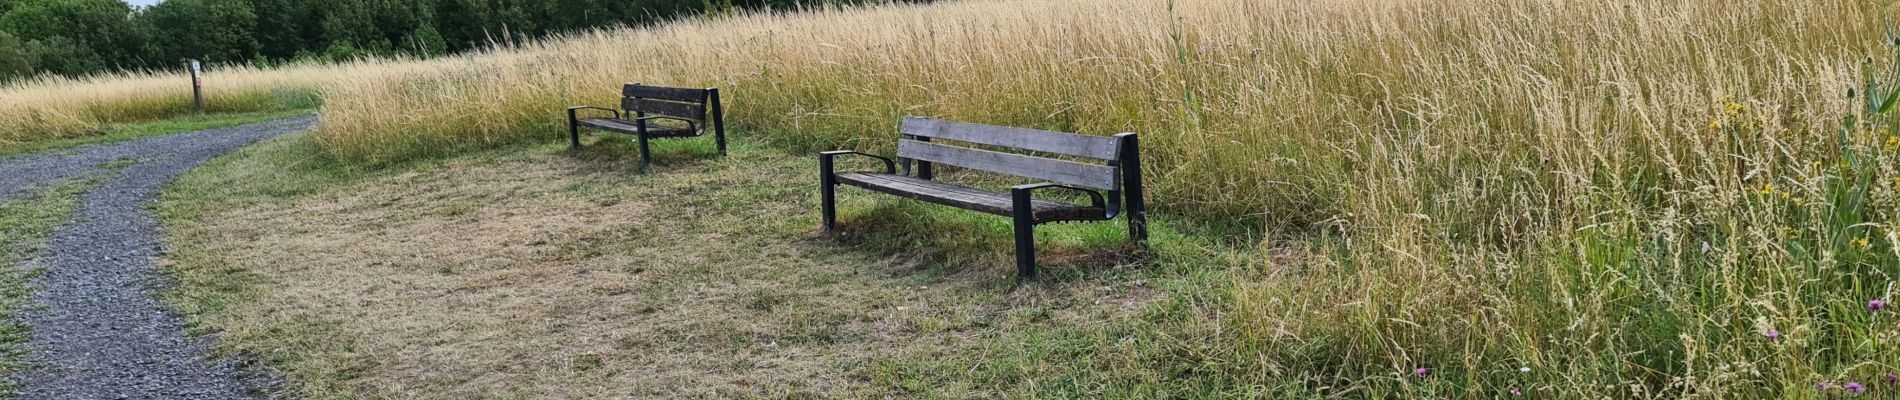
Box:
[566,83,727,170]
[819,117,1148,279]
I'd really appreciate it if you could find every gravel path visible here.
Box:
[2,116,314,399]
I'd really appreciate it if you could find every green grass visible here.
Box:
[0,109,315,158]
[0,176,110,395]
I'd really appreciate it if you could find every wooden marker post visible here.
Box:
[188,59,203,113]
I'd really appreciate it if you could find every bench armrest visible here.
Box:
[819,150,896,175]
[631,115,699,132]
[566,106,620,119]
[1012,183,1111,215]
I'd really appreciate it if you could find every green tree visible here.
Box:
[21,36,99,75]
[248,0,312,60]
[431,0,489,52]
[403,24,448,57]
[0,0,919,77]
[0,31,37,80]
[0,0,143,74]
[141,0,259,64]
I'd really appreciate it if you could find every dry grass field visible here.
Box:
[0,0,1892,397]
[306,0,1900,396]
[159,135,1224,398]
[0,58,451,148]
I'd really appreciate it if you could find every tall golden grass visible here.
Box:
[315,0,1900,395]
[0,59,453,147]
[7,0,1900,395]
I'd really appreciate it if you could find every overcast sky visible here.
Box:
[126,0,162,6]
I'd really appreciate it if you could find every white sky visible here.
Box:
[126,0,163,6]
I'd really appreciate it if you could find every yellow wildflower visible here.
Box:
[1760,183,1775,196]
[1855,238,1871,249]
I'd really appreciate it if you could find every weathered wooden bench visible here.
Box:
[819,117,1148,279]
[566,83,727,169]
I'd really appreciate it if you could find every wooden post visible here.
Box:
[188,60,203,114]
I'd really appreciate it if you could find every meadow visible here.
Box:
[0,58,434,148]
[7,0,1900,397]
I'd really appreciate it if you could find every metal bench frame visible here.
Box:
[819,117,1148,279]
[566,83,727,170]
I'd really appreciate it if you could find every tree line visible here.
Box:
[0,0,894,81]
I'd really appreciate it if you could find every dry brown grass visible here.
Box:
[310,0,1892,219]
[160,136,1163,398]
[0,58,461,148]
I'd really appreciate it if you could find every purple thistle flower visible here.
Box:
[1414,367,1428,377]
[1847,381,1866,394]
[1764,328,1781,340]
[1870,299,1888,311]
[1886,373,1897,384]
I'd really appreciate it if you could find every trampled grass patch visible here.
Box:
[159,132,1241,398]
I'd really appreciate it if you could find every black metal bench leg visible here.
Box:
[715,128,728,156]
[637,132,653,172]
[1117,132,1149,242]
[1129,211,1149,243]
[820,189,838,231]
[1011,188,1037,279]
[567,109,581,150]
[1126,193,1149,242]
[819,156,838,231]
[710,88,728,156]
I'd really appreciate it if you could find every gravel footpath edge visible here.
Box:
[4,116,315,399]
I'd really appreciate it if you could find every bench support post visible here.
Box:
[567,108,581,150]
[1011,188,1037,279]
[635,116,653,172]
[1116,133,1148,242]
[819,153,839,231]
[637,134,653,171]
[710,88,727,155]
[914,136,934,180]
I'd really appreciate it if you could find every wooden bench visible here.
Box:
[566,83,727,170]
[819,117,1148,279]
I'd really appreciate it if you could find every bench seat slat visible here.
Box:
[623,84,708,103]
[897,139,1118,190]
[901,117,1121,160]
[621,98,708,120]
[576,119,702,138]
[835,173,1106,220]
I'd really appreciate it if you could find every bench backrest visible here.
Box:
[622,83,711,121]
[897,117,1133,190]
